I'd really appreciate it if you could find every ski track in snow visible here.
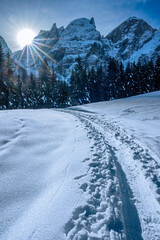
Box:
[62,109,160,240]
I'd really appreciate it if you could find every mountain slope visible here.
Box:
[105,16,156,60]
[11,16,160,78]
[12,18,102,77]
[127,29,160,64]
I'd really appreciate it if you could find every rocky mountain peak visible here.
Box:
[50,23,57,31]
[90,17,96,28]
[106,16,156,44]
[105,16,157,60]
[67,17,95,28]
[10,16,160,77]
[61,17,100,41]
[58,26,64,36]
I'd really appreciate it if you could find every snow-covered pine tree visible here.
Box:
[154,57,160,91]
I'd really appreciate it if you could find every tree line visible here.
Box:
[69,56,160,105]
[0,43,160,110]
[0,44,69,109]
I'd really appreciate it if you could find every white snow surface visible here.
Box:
[0,110,91,240]
[76,91,160,158]
[73,91,160,239]
[1,91,160,240]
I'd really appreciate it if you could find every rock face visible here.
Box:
[105,17,156,61]
[126,29,160,64]
[50,18,101,66]
[12,17,102,77]
[0,36,12,55]
[11,16,160,78]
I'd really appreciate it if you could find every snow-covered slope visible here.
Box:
[0,91,160,240]
[0,110,91,240]
[127,29,160,64]
[69,91,160,240]
[75,91,160,158]
[105,16,156,61]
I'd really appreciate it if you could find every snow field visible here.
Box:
[0,91,160,240]
[0,110,91,240]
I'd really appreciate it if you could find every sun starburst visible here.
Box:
[16,31,66,74]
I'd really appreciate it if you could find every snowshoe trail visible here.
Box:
[64,109,160,240]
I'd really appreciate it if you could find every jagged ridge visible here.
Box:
[0,16,159,78]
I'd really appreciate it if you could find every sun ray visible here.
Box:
[31,45,50,71]
[26,45,29,74]
[33,37,65,41]
[32,40,53,50]
[14,29,68,74]
[16,46,26,71]
[32,42,65,70]
[28,45,38,73]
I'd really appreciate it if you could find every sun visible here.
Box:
[17,29,36,48]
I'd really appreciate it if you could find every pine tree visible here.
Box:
[69,69,77,105]
[95,65,104,101]
[118,62,125,98]
[29,73,38,108]
[56,81,70,107]
[106,58,120,99]
[88,66,96,102]
[137,63,148,94]
[70,57,88,105]
[124,62,136,97]
[154,57,160,91]
[74,56,84,104]
[4,52,15,108]
[0,44,9,109]
[48,65,57,107]
[81,67,89,104]
[38,59,51,107]
[16,74,24,108]
[147,60,154,92]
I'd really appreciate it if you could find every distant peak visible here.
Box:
[58,26,64,31]
[106,16,154,43]
[39,30,46,35]
[68,18,96,28]
[90,17,96,27]
[50,23,57,31]
[126,16,141,22]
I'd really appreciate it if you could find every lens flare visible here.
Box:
[17,29,36,48]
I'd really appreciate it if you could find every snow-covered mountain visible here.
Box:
[126,28,160,64]
[0,36,12,55]
[12,17,102,77]
[11,16,160,77]
[105,16,156,60]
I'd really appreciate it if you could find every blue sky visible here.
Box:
[0,0,159,51]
